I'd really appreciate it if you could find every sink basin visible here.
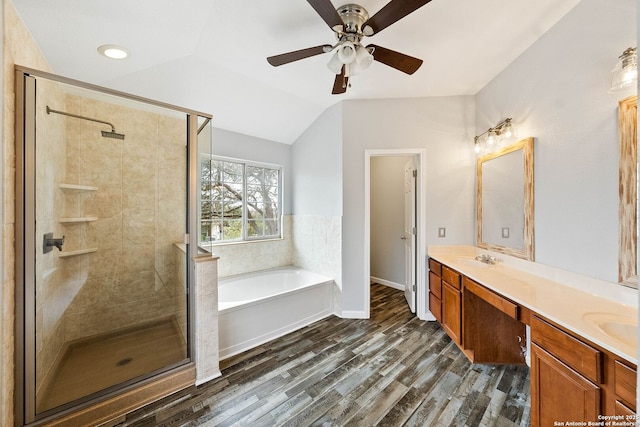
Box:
[600,322,637,346]
[583,312,638,348]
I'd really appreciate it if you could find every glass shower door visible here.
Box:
[17,71,193,420]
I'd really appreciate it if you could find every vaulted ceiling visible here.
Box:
[14,0,582,143]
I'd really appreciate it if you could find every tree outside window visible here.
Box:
[200,156,281,243]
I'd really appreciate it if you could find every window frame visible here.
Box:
[199,154,283,245]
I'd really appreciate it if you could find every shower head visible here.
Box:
[46,106,125,140]
[101,130,125,140]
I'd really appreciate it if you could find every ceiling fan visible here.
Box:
[267,0,433,94]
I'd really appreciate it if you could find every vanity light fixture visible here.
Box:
[610,47,637,93]
[474,118,515,154]
[97,44,129,60]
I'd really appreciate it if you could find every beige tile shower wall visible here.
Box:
[62,94,188,343]
[3,1,56,424]
[214,215,293,278]
[33,78,68,395]
[292,215,342,287]
[173,244,187,345]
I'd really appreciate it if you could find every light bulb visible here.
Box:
[327,51,343,74]
[338,41,357,64]
[502,123,512,139]
[486,130,496,146]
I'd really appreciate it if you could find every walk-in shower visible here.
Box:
[14,66,211,426]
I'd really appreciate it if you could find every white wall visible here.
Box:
[341,96,476,313]
[370,156,409,286]
[475,0,636,282]
[291,103,343,291]
[211,127,293,214]
[291,103,343,216]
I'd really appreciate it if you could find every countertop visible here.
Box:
[428,246,638,365]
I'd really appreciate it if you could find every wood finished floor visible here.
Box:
[116,284,530,427]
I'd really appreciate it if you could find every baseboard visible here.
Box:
[340,310,368,319]
[195,370,222,386]
[370,277,404,291]
[421,312,437,321]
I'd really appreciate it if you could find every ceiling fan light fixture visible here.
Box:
[349,45,374,76]
[327,51,343,74]
[269,0,432,94]
[337,41,357,64]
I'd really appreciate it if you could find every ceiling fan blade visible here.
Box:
[368,44,423,75]
[332,66,349,94]
[267,45,332,67]
[363,0,433,35]
[307,0,344,31]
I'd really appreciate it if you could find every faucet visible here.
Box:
[43,233,65,253]
[474,254,497,265]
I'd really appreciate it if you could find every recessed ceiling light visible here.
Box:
[97,44,129,60]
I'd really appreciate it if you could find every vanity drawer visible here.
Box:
[614,360,637,409]
[531,315,602,384]
[442,266,461,290]
[463,277,519,320]
[429,271,442,299]
[428,258,442,276]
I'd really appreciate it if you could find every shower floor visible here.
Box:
[38,317,187,412]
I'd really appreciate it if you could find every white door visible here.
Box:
[403,158,417,313]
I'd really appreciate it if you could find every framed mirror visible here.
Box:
[477,137,534,260]
[618,95,637,287]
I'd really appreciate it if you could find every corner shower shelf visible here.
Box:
[59,183,98,194]
[59,217,98,224]
[58,248,97,258]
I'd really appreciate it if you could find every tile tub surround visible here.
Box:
[210,215,293,278]
[193,253,221,385]
[428,245,638,363]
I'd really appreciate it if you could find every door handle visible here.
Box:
[400,236,408,240]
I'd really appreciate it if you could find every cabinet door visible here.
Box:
[428,271,441,299]
[531,343,601,427]
[441,281,461,345]
[428,292,441,322]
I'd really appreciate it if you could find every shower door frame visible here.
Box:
[14,65,210,426]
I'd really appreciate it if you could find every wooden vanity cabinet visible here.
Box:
[530,314,638,425]
[429,258,637,423]
[530,342,601,425]
[441,266,462,346]
[530,316,603,425]
[463,277,525,364]
[429,260,524,363]
[614,360,637,415]
[428,259,442,322]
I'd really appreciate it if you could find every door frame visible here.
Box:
[364,148,428,320]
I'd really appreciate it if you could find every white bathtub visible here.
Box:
[218,267,334,359]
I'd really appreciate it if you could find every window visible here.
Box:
[200,156,282,244]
